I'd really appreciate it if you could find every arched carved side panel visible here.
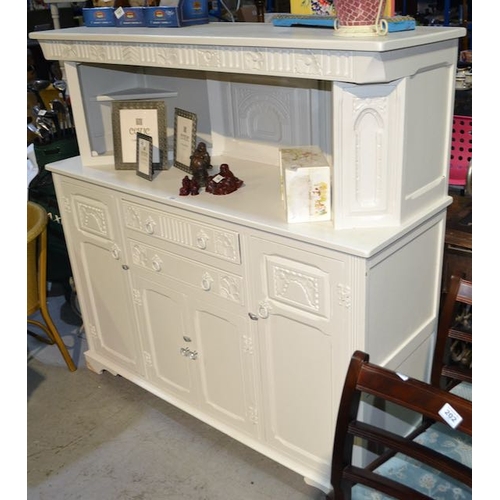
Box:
[333,80,401,228]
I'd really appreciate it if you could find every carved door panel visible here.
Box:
[189,292,261,439]
[128,241,260,438]
[55,179,144,376]
[131,273,200,408]
[248,236,350,476]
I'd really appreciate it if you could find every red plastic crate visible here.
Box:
[449,115,472,186]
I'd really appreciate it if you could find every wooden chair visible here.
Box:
[431,275,472,400]
[328,350,471,500]
[28,201,76,372]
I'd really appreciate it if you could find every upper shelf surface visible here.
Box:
[30,24,466,52]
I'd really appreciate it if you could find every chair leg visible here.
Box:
[38,303,77,372]
[28,319,56,344]
[33,224,77,372]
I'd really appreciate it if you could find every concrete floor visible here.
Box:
[27,284,326,500]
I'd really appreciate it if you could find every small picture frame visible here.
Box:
[112,100,167,170]
[136,133,154,181]
[173,108,197,173]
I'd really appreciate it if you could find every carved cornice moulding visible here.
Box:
[32,26,465,83]
[38,39,355,80]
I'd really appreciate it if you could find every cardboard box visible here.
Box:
[144,6,182,26]
[180,0,209,25]
[83,7,116,27]
[115,7,146,26]
[145,1,209,27]
[83,1,208,28]
[236,5,258,22]
[280,146,331,223]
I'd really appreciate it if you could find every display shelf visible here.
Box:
[31,25,465,230]
[95,87,178,102]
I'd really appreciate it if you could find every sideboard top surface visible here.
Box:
[30,25,465,52]
[47,156,450,259]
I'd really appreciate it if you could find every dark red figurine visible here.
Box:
[206,164,244,195]
[179,176,192,196]
[189,142,212,187]
[179,175,201,196]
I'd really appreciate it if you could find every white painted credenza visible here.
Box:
[31,24,465,492]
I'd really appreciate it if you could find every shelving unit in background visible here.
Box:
[395,0,471,49]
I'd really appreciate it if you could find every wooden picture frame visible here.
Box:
[173,108,197,173]
[136,133,154,181]
[112,100,167,170]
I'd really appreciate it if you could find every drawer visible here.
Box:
[122,200,164,240]
[122,200,241,264]
[128,239,245,306]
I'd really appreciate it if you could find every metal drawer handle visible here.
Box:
[201,272,213,291]
[258,301,271,319]
[196,230,209,250]
[144,218,156,235]
[111,244,120,260]
[152,256,162,272]
[180,347,198,360]
[196,237,207,249]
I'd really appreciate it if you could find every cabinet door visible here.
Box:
[190,293,260,439]
[132,273,199,408]
[55,178,144,376]
[249,236,349,476]
[130,251,260,439]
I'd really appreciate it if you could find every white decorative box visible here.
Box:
[280,146,331,223]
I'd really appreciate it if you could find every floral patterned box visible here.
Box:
[290,0,335,16]
[280,146,331,223]
[289,0,394,17]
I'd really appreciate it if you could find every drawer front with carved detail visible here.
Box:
[67,193,117,244]
[128,239,245,306]
[249,235,350,330]
[264,254,332,320]
[122,200,241,264]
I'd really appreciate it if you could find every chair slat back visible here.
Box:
[329,350,472,500]
[356,362,472,434]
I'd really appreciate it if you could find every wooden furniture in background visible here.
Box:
[432,275,472,399]
[328,350,472,499]
[442,192,472,294]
